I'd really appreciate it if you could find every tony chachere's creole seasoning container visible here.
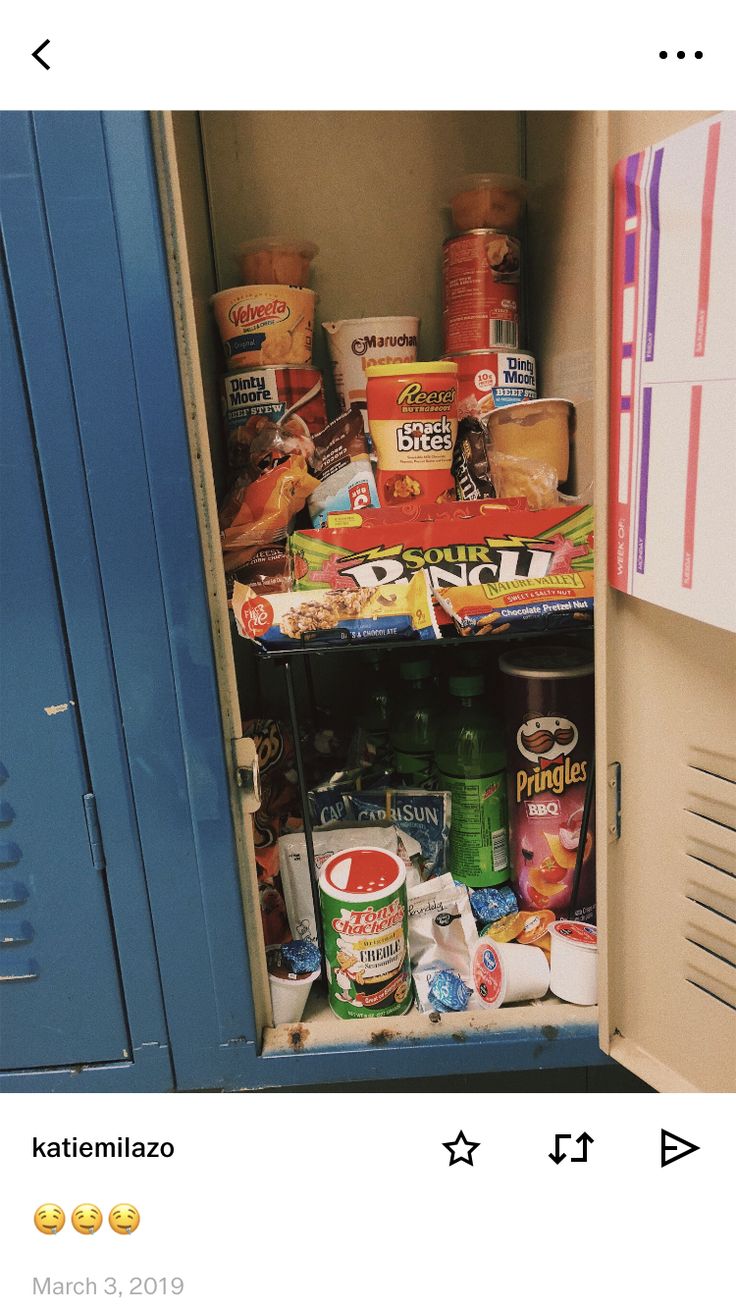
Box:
[318,847,412,1019]
[365,361,458,505]
[443,230,521,355]
[499,648,595,923]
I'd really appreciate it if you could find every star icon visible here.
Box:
[442,1130,480,1167]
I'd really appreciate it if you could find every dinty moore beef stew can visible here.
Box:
[499,647,595,924]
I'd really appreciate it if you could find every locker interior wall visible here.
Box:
[199,110,520,403]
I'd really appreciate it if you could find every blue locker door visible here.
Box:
[0,263,130,1070]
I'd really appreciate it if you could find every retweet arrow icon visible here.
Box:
[571,1131,594,1162]
[548,1132,571,1164]
[32,40,51,70]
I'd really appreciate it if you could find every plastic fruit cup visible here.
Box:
[548,920,598,1005]
[268,968,321,1026]
[237,239,318,287]
[450,173,527,233]
[487,397,575,482]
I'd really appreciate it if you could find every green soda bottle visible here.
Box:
[353,651,393,775]
[435,673,510,887]
[390,657,435,788]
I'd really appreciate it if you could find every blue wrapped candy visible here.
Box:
[468,883,518,926]
[427,969,473,1013]
[281,939,321,976]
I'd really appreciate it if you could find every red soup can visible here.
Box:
[443,230,521,355]
[499,647,595,924]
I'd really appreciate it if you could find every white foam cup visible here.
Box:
[473,939,550,1008]
[268,968,320,1026]
[549,920,598,1005]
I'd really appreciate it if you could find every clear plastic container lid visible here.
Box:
[450,173,527,201]
[237,237,319,259]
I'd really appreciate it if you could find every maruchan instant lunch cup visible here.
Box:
[499,647,595,924]
[322,317,420,435]
[318,846,412,1020]
[365,361,458,505]
[211,285,316,371]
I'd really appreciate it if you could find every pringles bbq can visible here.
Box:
[366,360,458,505]
[499,648,595,924]
[318,846,412,1019]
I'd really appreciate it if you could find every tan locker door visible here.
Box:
[150,112,273,1037]
[594,111,736,1092]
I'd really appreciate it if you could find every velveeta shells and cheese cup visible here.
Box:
[211,285,317,371]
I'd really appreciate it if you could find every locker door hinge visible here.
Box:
[83,792,106,871]
[232,737,261,814]
[607,763,622,843]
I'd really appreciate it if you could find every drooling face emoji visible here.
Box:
[109,1204,140,1235]
[72,1204,103,1235]
[517,715,578,768]
[34,1204,65,1235]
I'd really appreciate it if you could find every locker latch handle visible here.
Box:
[233,736,261,813]
[607,762,621,843]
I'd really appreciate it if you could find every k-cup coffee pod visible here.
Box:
[472,939,549,1009]
[549,920,598,1005]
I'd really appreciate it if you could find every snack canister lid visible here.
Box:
[472,941,507,1008]
[365,361,458,378]
[550,920,598,949]
[319,846,405,902]
[499,647,594,680]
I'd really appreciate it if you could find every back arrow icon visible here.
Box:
[32,40,51,70]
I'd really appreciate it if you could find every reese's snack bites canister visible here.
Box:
[318,846,413,1019]
[365,361,458,505]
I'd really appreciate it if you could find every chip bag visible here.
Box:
[221,454,319,556]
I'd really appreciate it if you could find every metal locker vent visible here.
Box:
[683,755,736,1012]
[0,760,38,984]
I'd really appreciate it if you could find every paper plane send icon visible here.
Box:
[661,1129,700,1168]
